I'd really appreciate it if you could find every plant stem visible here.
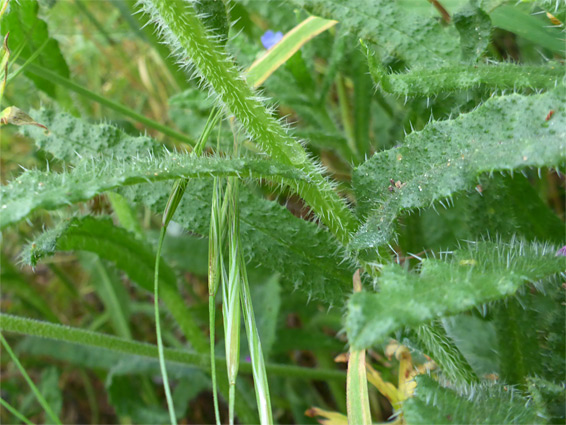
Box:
[0,314,347,381]
[0,397,34,425]
[154,226,177,425]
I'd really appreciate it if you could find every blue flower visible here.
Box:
[261,30,283,49]
[556,245,566,256]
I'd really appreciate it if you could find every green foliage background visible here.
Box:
[0,0,564,424]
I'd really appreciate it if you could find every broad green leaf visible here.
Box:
[403,375,542,424]
[346,240,566,349]
[291,0,461,66]
[0,152,309,230]
[121,180,355,305]
[106,357,209,423]
[246,16,337,87]
[1,0,70,97]
[398,175,566,254]
[20,216,208,352]
[352,89,566,250]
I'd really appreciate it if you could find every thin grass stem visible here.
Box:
[154,226,177,425]
[0,397,35,425]
[0,333,62,425]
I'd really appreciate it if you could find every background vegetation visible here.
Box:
[0,0,564,424]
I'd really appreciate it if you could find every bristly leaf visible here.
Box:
[346,240,566,350]
[291,0,460,66]
[1,0,70,97]
[364,43,565,96]
[121,180,356,305]
[352,89,566,250]
[22,109,155,161]
[20,216,208,352]
[403,375,543,424]
[137,0,358,244]
[0,153,310,230]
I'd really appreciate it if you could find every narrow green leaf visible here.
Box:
[246,16,337,87]
[352,89,566,250]
[1,0,70,97]
[490,5,565,54]
[0,334,62,425]
[346,270,371,425]
[81,254,132,340]
[346,240,566,349]
[404,375,542,424]
[415,322,478,385]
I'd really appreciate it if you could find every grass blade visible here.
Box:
[239,250,273,425]
[154,226,177,425]
[346,270,371,425]
[0,397,34,425]
[0,333,62,425]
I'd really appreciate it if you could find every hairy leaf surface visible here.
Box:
[404,375,542,424]
[122,181,356,305]
[352,89,566,250]
[292,0,460,66]
[346,240,566,349]
[0,153,309,230]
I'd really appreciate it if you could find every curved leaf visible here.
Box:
[20,216,208,352]
[0,153,309,230]
[346,240,566,349]
[352,89,566,250]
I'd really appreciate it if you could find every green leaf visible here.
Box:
[453,4,492,62]
[246,16,337,87]
[106,358,209,423]
[365,45,565,96]
[23,109,155,162]
[414,322,479,385]
[490,5,565,54]
[138,0,357,244]
[352,89,566,250]
[0,151,310,230]
[291,0,460,66]
[493,277,565,386]
[403,375,542,424]
[346,240,566,349]
[20,216,208,352]
[122,181,356,305]
[1,0,70,97]
[80,253,132,340]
